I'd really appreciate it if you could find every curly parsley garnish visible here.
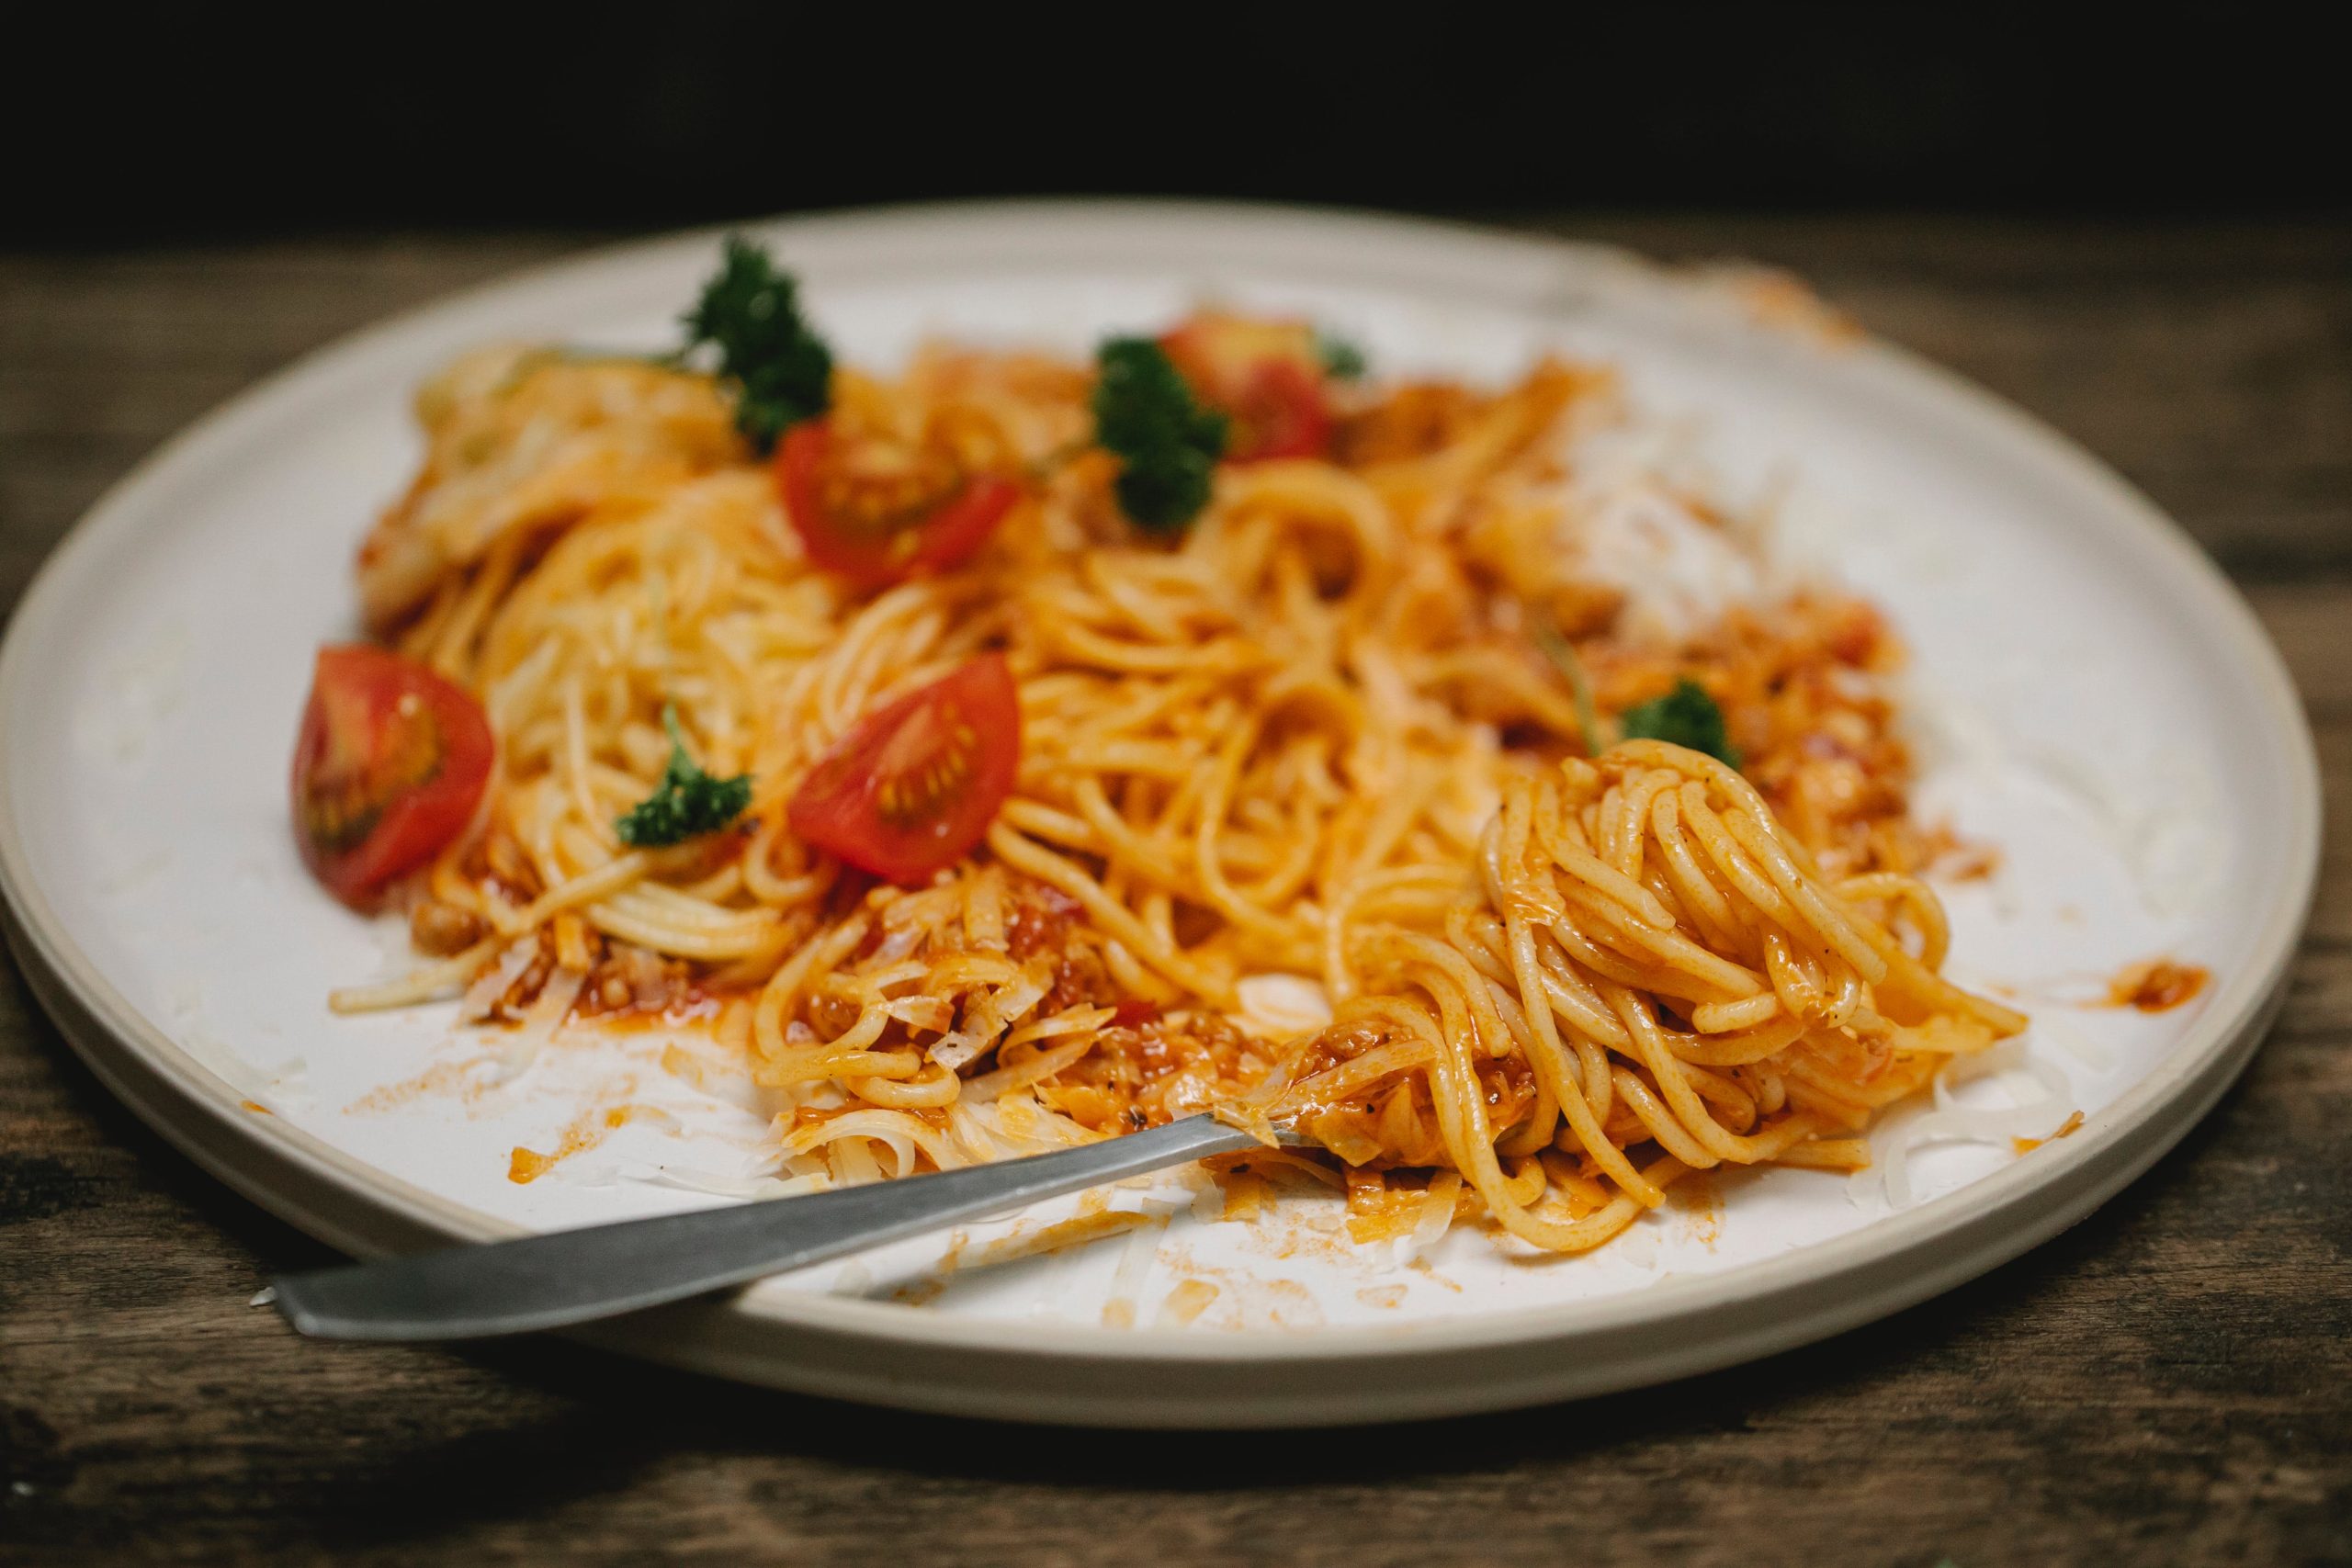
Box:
[615,706,754,847]
[1091,337,1229,534]
[681,237,833,454]
[1620,680,1741,768]
[1316,331,1369,380]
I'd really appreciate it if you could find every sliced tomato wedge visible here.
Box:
[1159,313,1334,464]
[787,655,1020,885]
[1220,357,1333,463]
[291,645,494,907]
[775,418,1020,591]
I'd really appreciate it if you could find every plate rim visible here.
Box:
[0,198,2321,1419]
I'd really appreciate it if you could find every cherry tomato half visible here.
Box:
[290,645,494,907]
[1159,313,1334,464]
[1220,357,1333,464]
[775,419,1020,591]
[787,655,1021,886]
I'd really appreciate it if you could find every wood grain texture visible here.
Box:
[2,219,2346,1567]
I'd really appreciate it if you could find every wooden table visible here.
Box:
[3,218,2346,1565]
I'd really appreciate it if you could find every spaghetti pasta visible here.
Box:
[320,298,2023,1257]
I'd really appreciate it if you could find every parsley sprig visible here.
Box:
[615,706,754,847]
[1620,680,1741,768]
[1316,331,1369,380]
[1091,338,1228,534]
[681,237,833,454]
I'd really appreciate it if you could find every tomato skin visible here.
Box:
[775,419,1019,591]
[1158,315,1334,464]
[291,645,494,908]
[1222,357,1332,463]
[787,655,1021,886]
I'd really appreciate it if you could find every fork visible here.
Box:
[272,1113,1295,1340]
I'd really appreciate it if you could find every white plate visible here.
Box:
[0,202,2319,1427]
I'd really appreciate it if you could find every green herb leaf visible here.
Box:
[1529,617,1606,759]
[615,706,754,847]
[681,236,833,454]
[1619,680,1741,768]
[1316,331,1368,380]
[1091,337,1229,533]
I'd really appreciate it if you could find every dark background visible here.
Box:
[8,11,2346,245]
